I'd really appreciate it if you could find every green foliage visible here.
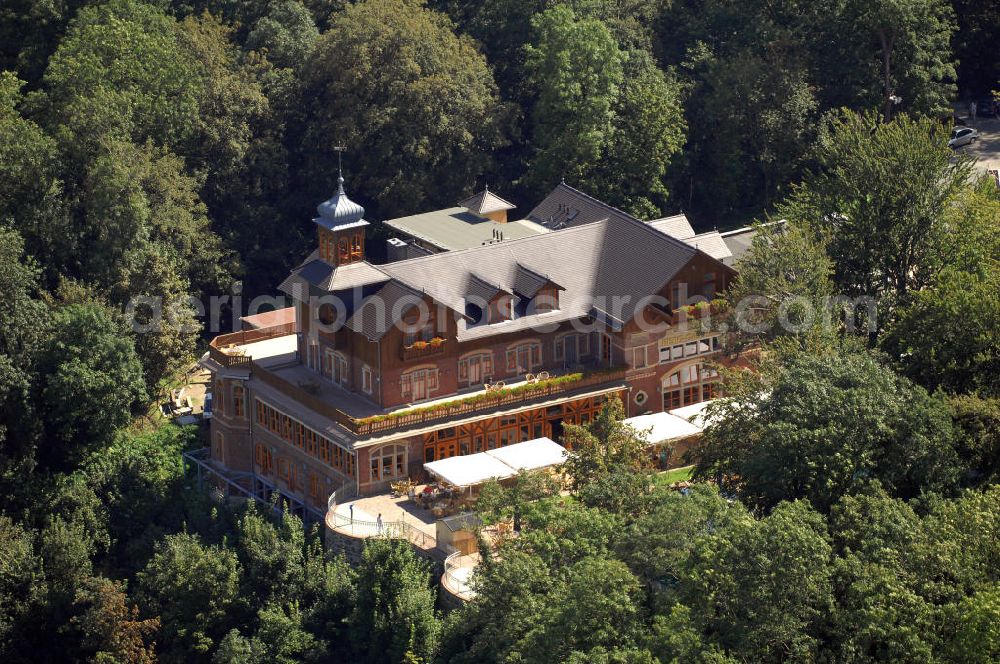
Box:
[779,111,972,316]
[523,5,623,193]
[696,344,961,512]
[246,0,320,69]
[948,395,1000,486]
[351,537,440,664]
[42,0,203,162]
[476,469,559,532]
[301,0,507,218]
[680,500,835,662]
[36,303,147,470]
[883,268,1000,396]
[137,532,243,661]
[0,516,40,655]
[727,222,836,343]
[562,396,649,492]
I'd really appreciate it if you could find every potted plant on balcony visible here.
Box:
[429,336,445,347]
[412,340,428,350]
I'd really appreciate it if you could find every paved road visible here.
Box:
[954,112,1000,175]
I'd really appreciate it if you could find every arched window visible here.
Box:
[458,351,493,387]
[662,362,720,410]
[506,341,541,374]
[338,237,350,263]
[322,349,348,385]
[554,332,590,366]
[369,444,407,482]
[401,366,439,402]
[350,233,363,261]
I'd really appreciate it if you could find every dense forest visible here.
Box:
[0,0,999,662]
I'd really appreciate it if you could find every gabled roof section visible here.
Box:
[278,252,389,297]
[458,187,516,215]
[524,181,637,229]
[465,274,509,306]
[648,214,695,239]
[512,263,561,298]
[683,231,732,263]
[345,280,427,341]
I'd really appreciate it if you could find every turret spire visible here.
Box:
[315,147,365,229]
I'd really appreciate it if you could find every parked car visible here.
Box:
[949,126,979,148]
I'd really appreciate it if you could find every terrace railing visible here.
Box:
[442,547,477,601]
[325,509,436,550]
[208,322,296,369]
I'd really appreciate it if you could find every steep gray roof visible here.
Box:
[278,251,389,297]
[345,280,427,341]
[458,187,516,214]
[524,181,638,229]
[512,263,559,298]
[378,212,701,341]
[648,214,696,239]
[465,274,508,305]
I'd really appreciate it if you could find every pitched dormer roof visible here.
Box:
[458,187,516,215]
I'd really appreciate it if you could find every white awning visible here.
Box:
[668,399,718,428]
[485,437,567,472]
[424,453,516,488]
[625,411,703,445]
[424,437,569,488]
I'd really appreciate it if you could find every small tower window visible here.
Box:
[350,233,363,261]
[338,237,350,263]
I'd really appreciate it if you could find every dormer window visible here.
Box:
[533,287,559,313]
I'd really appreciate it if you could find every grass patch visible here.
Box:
[653,465,695,486]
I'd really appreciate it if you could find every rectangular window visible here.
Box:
[703,272,717,298]
[233,386,244,418]
[632,346,648,369]
[361,365,373,394]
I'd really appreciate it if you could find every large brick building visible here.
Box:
[203,175,739,510]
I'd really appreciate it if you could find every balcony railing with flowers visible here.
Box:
[254,363,628,438]
[400,337,447,361]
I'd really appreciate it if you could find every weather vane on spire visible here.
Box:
[332,145,346,177]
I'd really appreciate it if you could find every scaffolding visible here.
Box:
[182,447,326,523]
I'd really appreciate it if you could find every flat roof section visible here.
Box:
[384,206,547,251]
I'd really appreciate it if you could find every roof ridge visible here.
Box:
[552,182,698,257]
